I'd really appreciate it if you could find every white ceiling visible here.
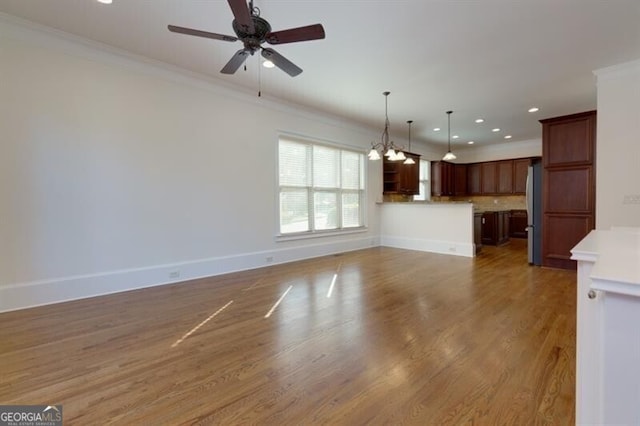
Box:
[1,0,639,148]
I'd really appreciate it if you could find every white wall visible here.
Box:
[0,18,382,311]
[379,203,475,257]
[451,138,542,163]
[594,60,640,230]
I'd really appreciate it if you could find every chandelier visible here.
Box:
[368,91,406,161]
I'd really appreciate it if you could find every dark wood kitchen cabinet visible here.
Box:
[481,211,511,245]
[467,163,482,195]
[510,209,528,238]
[513,158,530,194]
[497,160,514,194]
[474,212,483,254]
[481,162,498,194]
[453,164,467,195]
[541,111,596,270]
[431,161,454,196]
[383,152,421,195]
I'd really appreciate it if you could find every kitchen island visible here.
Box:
[379,202,475,257]
[571,228,640,424]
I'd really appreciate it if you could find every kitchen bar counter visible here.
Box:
[378,202,475,257]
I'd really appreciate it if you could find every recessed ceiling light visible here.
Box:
[263,60,275,68]
[433,127,441,132]
[492,128,501,132]
[504,135,512,139]
[475,118,484,123]
[468,141,475,145]
[528,107,539,113]
[452,135,459,139]
[97,0,112,3]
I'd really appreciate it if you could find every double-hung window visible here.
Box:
[414,159,431,201]
[278,137,365,236]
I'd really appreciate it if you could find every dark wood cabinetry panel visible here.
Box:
[546,167,593,212]
[430,157,537,197]
[453,164,467,196]
[481,211,510,245]
[544,113,595,166]
[510,210,528,238]
[467,163,482,195]
[481,212,496,245]
[543,214,593,269]
[481,162,497,194]
[431,161,454,196]
[513,158,530,194]
[541,111,596,270]
[497,160,514,194]
[474,212,483,254]
[399,153,420,194]
[383,153,421,195]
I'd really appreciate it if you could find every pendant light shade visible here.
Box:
[442,110,457,161]
[404,120,415,165]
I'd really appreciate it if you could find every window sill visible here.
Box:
[275,227,368,242]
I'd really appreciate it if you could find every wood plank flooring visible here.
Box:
[0,240,576,424]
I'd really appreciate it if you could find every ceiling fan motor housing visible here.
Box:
[233,17,271,51]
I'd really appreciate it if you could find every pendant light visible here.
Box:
[403,120,415,165]
[368,91,405,161]
[442,110,457,161]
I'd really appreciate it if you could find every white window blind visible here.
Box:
[279,138,365,235]
[414,159,431,201]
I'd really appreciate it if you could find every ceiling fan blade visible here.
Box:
[227,0,255,34]
[221,49,250,74]
[265,24,325,45]
[168,25,238,42]
[261,48,302,77]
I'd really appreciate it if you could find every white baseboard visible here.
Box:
[380,235,475,258]
[0,236,379,313]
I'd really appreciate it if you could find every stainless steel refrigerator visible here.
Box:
[526,159,542,265]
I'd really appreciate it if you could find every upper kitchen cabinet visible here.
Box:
[431,161,454,196]
[383,152,421,195]
[513,158,530,194]
[481,162,498,194]
[453,164,468,196]
[497,160,514,194]
[467,163,482,195]
[541,111,596,270]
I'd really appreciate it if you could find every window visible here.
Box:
[278,138,365,235]
[414,159,431,201]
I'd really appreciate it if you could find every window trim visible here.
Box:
[276,134,368,240]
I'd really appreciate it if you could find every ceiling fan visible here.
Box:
[168,0,325,77]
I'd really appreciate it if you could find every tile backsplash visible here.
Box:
[433,195,527,211]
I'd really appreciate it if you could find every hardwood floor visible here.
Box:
[0,240,576,424]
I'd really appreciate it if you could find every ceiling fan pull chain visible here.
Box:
[258,56,262,97]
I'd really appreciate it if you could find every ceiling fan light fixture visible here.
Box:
[262,60,275,68]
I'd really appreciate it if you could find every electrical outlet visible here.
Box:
[266,256,274,263]
[623,194,640,205]
[169,271,180,279]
